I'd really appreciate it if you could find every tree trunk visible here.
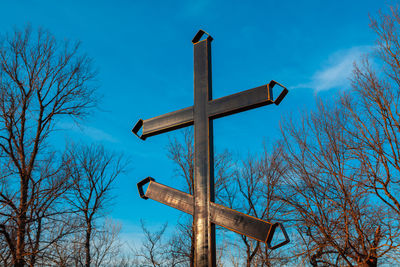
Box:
[246,246,253,267]
[85,224,92,267]
[190,223,195,267]
[29,218,42,267]
[15,176,29,267]
[246,257,251,267]
[358,257,377,267]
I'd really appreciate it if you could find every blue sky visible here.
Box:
[0,0,389,243]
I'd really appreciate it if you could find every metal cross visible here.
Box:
[133,30,290,267]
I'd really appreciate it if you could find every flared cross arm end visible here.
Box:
[192,29,213,44]
[266,222,290,250]
[132,119,146,140]
[137,177,155,199]
[269,80,289,106]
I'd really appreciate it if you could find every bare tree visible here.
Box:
[280,100,399,266]
[230,145,288,267]
[234,153,264,267]
[340,7,400,227]
[255,145,291,266]
[135,220,171,267]
[45,217,125,267]
[65,143,126,267]
[88,218,124,267]
[166,217,193,266]
[0,26,96,266]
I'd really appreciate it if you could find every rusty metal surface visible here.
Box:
[137,178,290,249]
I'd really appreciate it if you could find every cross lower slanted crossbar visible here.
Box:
[137,177,290,250]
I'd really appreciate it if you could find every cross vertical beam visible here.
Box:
[193,36,215,266]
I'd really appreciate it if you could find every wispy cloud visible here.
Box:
[58,122,118,143]
[295,46,373,93]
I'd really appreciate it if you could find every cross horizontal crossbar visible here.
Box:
[137,177,290,250]
[132,81,288,140]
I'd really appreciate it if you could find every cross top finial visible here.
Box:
[192,29,213,44]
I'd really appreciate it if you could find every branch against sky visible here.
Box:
[65,143,127,267]
[0,26,97,266]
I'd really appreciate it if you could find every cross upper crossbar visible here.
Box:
[132,81,288,140]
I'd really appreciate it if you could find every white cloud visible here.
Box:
[58,122,118,143]
[295,45,373,93]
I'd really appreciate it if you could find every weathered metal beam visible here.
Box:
[193,35,215,267]
[137,177,194,214]
[132,81,288,141]
[208,81,288,120]
[132,106,193,140]
[137,178,290,249]
[208,85,272,119]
